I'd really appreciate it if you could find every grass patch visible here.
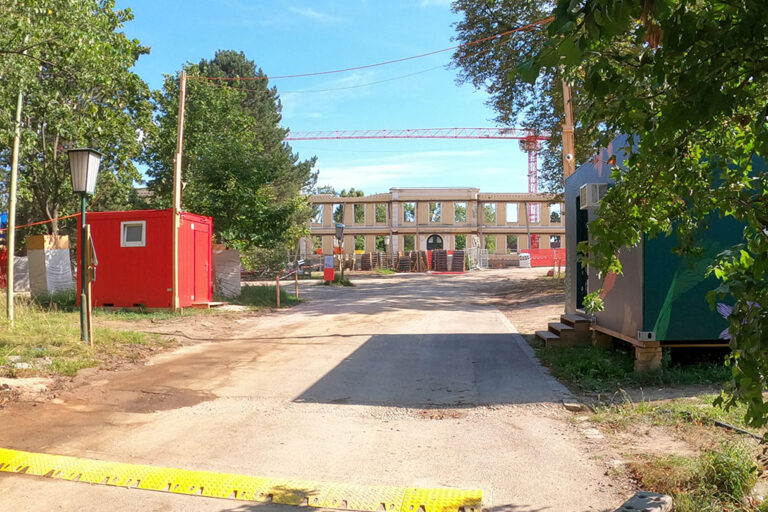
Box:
[318,273,354,287]
[94,308,210,321]
[591,393,751,431]
[229,284,301,307]
[32,290,77,311]
[629,441,758,511]
[376,268,396,275]
[0,295,173,378]
[534,344,729,392]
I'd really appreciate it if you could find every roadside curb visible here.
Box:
[495,309,574,404]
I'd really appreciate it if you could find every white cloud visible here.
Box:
[289,7,341,23]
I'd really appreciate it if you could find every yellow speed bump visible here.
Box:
[0,447,482,512]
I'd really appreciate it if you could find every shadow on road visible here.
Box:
[294,333,562,407]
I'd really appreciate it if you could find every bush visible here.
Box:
[240,247,289,273]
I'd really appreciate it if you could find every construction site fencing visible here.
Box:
[467,247,489,269]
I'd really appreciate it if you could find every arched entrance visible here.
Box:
[426,234,443,250]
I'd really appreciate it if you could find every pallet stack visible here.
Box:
[397,253,411,272]
[451,250,466,272]
[432,250,448,271]
[378,251,388,269]
[361,253,372,271]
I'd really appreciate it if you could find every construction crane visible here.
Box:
[285,127,550,222]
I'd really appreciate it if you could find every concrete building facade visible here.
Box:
[304,188,565,258]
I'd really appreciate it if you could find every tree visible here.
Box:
[454,202,467,222]
[0,0,153,235]
[144,50,317,250]
[340,188,364,197]
[523,1,768,426]
[451,0,603,192]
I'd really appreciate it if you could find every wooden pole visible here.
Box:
[561,80,576,180]
[6,87,23,326]
[294,269,299,298]
[172,70,187,312]
[275,275,280,308]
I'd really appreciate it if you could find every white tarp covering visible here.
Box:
[29,249,74,296]
[213,248,241,299]
[13,256,29,292]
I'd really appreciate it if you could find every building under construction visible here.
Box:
[303,188,565,264]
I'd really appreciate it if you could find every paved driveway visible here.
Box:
[0,271,622,511]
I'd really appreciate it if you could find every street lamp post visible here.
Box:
[384,235,391,269]
[68,148,101,344]
[335,223,345,280]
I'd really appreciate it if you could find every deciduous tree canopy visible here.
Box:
[451,0,600,191]
[520,0,768,425]
[144,50,317,250]
[0,0,153,235]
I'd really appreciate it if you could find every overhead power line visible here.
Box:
[186,17,553,83]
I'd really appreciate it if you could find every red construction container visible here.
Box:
[77,209,213,309]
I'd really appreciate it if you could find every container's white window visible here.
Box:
[121,221,146,247]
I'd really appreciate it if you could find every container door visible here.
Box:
[193,228,210,302]
[576,196,589,309]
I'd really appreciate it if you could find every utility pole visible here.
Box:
[172,70,187,312]
[561,80,576,179]
[6,87,23,326]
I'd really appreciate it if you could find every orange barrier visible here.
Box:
[521,248,566,267]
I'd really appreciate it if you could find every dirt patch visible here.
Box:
[483,268,565,334]
[613,426,699,458]
[413,409,467,420]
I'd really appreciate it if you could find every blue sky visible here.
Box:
[117,0,532,194]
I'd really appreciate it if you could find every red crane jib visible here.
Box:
[284,128,549,218]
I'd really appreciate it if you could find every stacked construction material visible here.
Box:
[432,250,448,271]
[416,251,429,272]
[27,235,74,297]
[397,253,411,272]
[451,250,466,272]
[378,251,388,269]
[213,245,241,298]
[361,253,372,271]
[370,252,379,268]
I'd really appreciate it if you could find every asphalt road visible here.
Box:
[0,270,624,511]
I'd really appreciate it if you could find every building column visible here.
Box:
[364,234,376,252]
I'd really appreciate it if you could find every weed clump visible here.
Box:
[630,441,758,511]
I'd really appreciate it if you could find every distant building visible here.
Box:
[304,187,565,258]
